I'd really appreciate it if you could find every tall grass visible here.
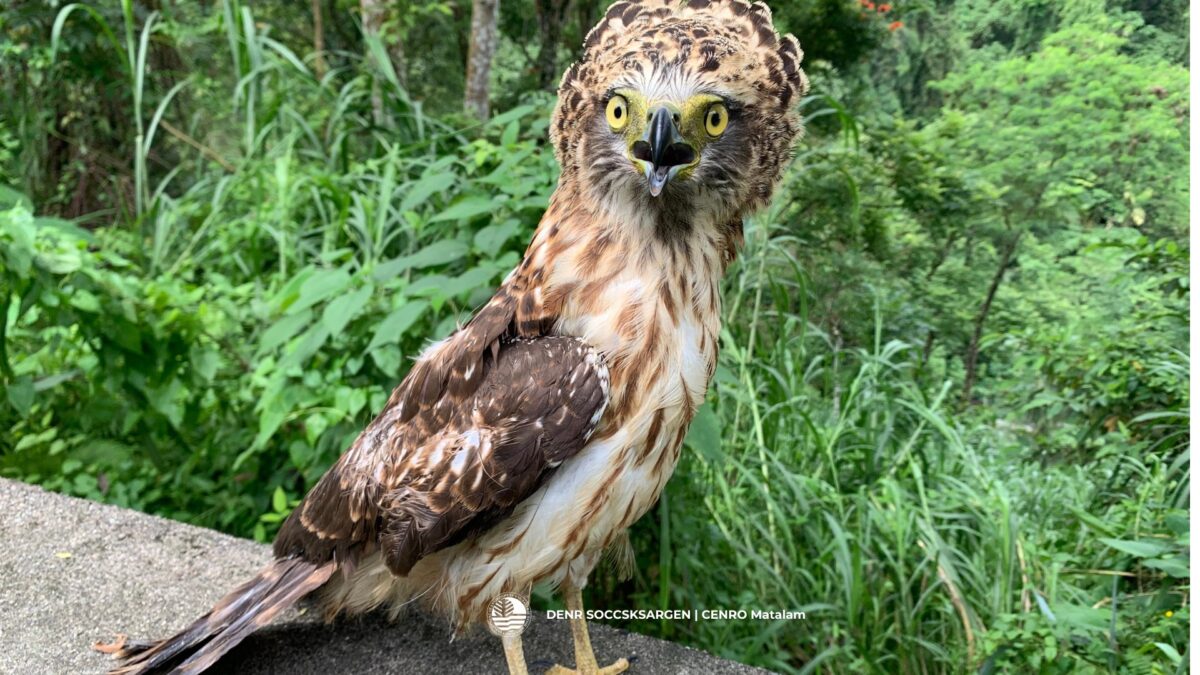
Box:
[606,197,1190,673]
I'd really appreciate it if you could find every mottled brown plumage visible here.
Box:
[102,2,805,673]
[275,336,609,577]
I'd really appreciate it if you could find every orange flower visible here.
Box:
[888,20,903,31]
[879,3,892,11]
[863,0,876,9]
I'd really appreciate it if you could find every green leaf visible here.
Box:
[474,219,521,253]
[288,439,314,470]
[333,386,369,418]
[406,274,451,300]
[287,267,351,314]
[370,344,402,377]
[373,240,468,282]
[144,378,187,429]
[399,173,456,214]
[36,215,92,241]
[281,325,331,369]
[684,403,722,462]
[7,377,35,417]
[252,405,287,454]
[486,104,535,128]
[321,283,373,335]
[190,345,221,382]
[501,119,519,146]
[258,309,312,354]
[1053,604,1110,634]
[0,186,32,209]
[33,371,78,392]
[271,266,316,312]
[427,196,496,224]
[1068,506,1118,536]
[367,300,429,352]
[272,486,287,512]
[1153,642,1183,665]
[69,290,101,313]
[37,247,82,274]
[441,265,499,298]
[1099,538,1172,558]
[304,412,329,446]
[1142,557,1189,578]
[1165,512,1188,537]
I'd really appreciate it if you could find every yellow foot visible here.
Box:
[545,657,630,675]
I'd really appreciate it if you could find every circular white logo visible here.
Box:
[486,593,531,636]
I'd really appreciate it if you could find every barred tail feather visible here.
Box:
[104,557,335,675]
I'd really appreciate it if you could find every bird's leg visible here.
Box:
[502,631,530,675]
[546,583,630,675]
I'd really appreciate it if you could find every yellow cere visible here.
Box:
[608,91,729,141]
[609,90,730,177]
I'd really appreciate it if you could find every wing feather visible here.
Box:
[377,336,608,575]
[274,324,608,580]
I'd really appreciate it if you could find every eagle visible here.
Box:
[101,1,806,673]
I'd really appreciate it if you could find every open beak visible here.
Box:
[632,106,697,197]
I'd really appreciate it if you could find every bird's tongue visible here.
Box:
[648,166,670,197]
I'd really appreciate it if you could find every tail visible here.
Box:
[101,557,335,674]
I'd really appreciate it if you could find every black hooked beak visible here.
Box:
[632,106,697,197]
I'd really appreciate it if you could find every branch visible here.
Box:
[159,119,236,173]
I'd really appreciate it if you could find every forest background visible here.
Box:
[0,0,1190,672]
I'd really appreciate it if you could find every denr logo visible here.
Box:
[486,593,531,636]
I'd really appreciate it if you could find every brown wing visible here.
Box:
[273,328,609,576]
[377,335,609,574]
[273,297,519,565]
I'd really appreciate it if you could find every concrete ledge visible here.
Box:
[0,479,768,674]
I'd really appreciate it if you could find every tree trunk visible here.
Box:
[465,0,500,119]
[360,0,407,116]
[961,232,1022,406]
[535,0,569,90]
[311,0,328,79]
[361,0,387,125]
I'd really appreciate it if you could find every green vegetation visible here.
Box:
[0,1,1188,673]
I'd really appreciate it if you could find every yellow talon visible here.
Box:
[545,657,630,675]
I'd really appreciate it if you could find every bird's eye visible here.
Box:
[606,95,629,131]
[704,103,729,137]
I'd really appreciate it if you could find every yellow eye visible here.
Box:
[606,95,629,130]
[704,102,729,137]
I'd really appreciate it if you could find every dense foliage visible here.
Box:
[0,1,1188,672]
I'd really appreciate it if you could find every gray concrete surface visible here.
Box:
[0,478,768,674]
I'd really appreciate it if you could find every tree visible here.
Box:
[534,0,569,90]
[361,0,407,125]
[933,15,1188,404]
[465,0,500,119]
[311,0,328,79]
[360,0,407,83]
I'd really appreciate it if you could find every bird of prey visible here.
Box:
[102,1,806,673]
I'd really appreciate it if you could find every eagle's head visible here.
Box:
[551,0,808,231]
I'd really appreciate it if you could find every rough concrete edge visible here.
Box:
[1,478,775,674]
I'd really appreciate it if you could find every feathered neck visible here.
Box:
[497,176,738,342]
[541,176,742,273]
